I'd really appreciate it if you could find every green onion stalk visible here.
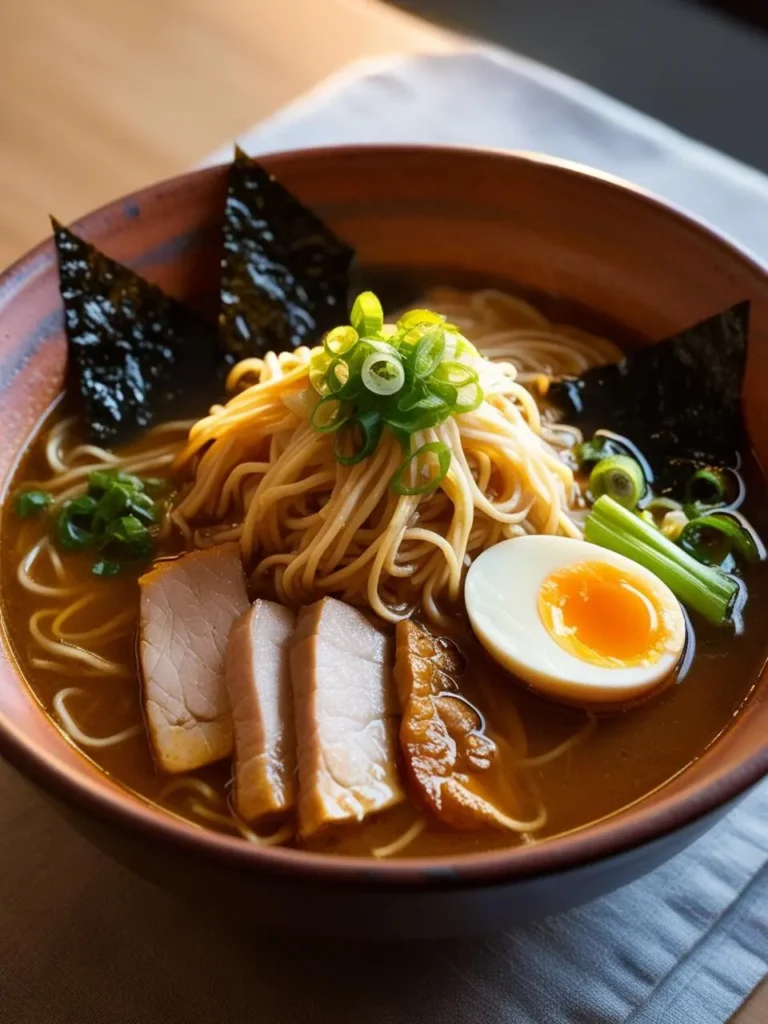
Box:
[585,495,740,626]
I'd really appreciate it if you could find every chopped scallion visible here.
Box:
[575,436,621,467]
[324,325,358,357]
[361,350,405,397]
[660,508,689,542]
[311,395,351,433]
[334,411,383,466]
[686,467,729,507]
[391,442,451,496]
[680,512,761,567]
[589,455,646,510]
[15,490,53,517]
[350,291,384,338]
[311,294,486,479]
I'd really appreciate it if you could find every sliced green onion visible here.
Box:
[311,395,352,433]
[421,379,458,408]
[646,496,683,516]
[454,333,478,357]
[309,350,333,396]
[643,497,687,535]
[55,496,98,551]
[410,326,446,380]
[324,325,358,357]
[453,381,484,415]
[396,308,446,331]
[350,292,384,338]
[325,356,352,395]
[660,508,689,542]
[680,513,761,567]
[389,380,455,427]
[686,467,729,507]
[87,469,144,496]
[432,361,479,388]
[103,515,152,559]
[585,495,739,626]
[309,294,486,478]
[385,404,453,434]
[391,442,451,496]
[15,490,53,517]
[334,411,383,465]
[361,351,405,397]
[589,455,645,510]
[575,436,621,467]
[127,489,159,525]
[91,482,132,528]
[396,381,434,413]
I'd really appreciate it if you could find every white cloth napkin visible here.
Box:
[206,47,768,1022]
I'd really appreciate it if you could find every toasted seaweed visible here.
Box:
[550,303,749,493]
[219,147,354,360]
[53,220,221,445]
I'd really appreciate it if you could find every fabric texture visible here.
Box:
[3,46,768,1024]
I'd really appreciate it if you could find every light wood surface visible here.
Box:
[0,0,763,1018]
[0,0,452,268]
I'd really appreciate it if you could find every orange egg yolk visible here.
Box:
[537,561,673,668]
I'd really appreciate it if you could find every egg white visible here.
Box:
[465,535,686,705]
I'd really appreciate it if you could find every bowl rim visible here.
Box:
[1,142,767,889]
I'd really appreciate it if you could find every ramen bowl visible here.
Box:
[0,146,767,938]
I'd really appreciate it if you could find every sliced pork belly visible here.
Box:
[139,544,249,773]
[290,598,404,837]
[225,600,297,822]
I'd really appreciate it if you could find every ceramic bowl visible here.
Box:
[1,146,767,938]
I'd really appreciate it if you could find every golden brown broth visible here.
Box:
[2,405,768,858]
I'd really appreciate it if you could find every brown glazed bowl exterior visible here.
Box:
[1,146,767,939]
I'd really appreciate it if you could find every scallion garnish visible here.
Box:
[310,294,488,485]
[646,496,683,516]
[585,495,739,626]
[392,441,451,496]
[660,508,689,542]
[103,514,153,558]
[350,291,384,338]
[589,455,646,510]
[52,469,161,573]
[575,436,621,467]
[311,396,351,433]
[680,512,761,567]
[324,326,359,357]
[334,411,383,466]
[361,350,405,396]
[686,467,729,507]
[15,490,54,517]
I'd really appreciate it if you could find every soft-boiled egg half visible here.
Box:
[465,536,686,705]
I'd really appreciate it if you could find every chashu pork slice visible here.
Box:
[139,543,249,773]
[290,597,404,837]
[225,600,297,822]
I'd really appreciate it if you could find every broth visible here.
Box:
[2,401,768,858]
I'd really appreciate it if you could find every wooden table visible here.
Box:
[0,0,452,268]
[0,0,763,1018]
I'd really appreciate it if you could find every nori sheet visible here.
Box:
[219,147,354,360]
[53,220,221,446]
[549,302,749,493]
